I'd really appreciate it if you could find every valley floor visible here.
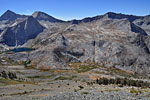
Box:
[1,64,150,100]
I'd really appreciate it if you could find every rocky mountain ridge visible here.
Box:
[0,10,150,75]
[32,11,65,23]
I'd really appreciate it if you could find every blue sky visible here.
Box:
[0,0,150,20]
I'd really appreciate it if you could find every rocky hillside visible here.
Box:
[0,10,150,75]
[0,16,44,46]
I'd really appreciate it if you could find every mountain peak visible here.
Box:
[104,12,142,22]
[106,12,117,15]
[5,10,15,14]
[32,11,45,18]
[32,11,46,15]
[32,11,51,20]
[0,10,26,21]
[32,11,64,23]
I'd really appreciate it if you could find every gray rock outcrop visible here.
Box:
[0,16,45,46]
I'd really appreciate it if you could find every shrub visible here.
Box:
[130,88,141,95]
[82,91,89,94]
[78,85,84,89]
[94,77,150,88]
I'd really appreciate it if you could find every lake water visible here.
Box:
[11,47,35,53]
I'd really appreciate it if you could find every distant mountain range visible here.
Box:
[0,10,150,75]
[0,10,149,46]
